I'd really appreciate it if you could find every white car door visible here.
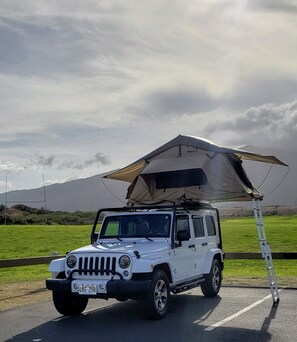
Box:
[170,215,196,282]
[191,216,208,276]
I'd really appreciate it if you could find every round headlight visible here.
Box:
[67,255,77,268]
[119,255,131,269]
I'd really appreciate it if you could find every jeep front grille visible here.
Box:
[77,256,117,277]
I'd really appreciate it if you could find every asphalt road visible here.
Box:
[1,287,296,342]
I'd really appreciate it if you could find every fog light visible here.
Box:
[73,283,79,290]
[123,270,129,277]
[98,284,105,291]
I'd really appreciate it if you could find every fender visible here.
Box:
[48,258,65,273]
[132,255,172,274]
[200,248,223,274]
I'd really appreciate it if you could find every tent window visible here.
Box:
[155,168,207,189]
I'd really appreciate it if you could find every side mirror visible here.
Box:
[176,230,190,242]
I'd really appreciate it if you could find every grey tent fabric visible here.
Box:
[104,135,287,205]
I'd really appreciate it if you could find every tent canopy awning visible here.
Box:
[105,135,287,183]
[104,135,287,204]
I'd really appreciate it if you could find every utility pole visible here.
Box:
[43,174,48,224]
[4,176,7,225]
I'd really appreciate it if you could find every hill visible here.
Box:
[0,174,128,212]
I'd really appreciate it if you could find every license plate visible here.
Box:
[79,284,97,295]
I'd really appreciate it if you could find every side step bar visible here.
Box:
[171,277,204,294]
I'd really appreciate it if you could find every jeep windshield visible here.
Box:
[100,213,171,239]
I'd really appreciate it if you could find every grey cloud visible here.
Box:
[205,101,297,151]
[0,15,141,78]
[85,152,110,167]
[247,0,297,14]
[0,122,104,151]
[225,76,297,111]
[58,152,111,170]
[21,154,56,169]
[143,88,218,117]
[35,154,55,167]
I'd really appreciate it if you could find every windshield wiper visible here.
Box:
[139,236,153,241]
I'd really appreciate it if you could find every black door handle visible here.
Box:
[202,242,208,246]
[189,244,195,248]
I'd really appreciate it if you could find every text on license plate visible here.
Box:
[79,284,97,295]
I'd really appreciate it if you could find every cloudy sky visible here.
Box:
[0,0,296,193]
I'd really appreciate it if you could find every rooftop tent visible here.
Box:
[104,134,286,303]
[104,135,287,205]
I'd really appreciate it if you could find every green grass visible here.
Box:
[0,215,296,284]
[224,259,297,277]
[0,225,92,259]
[221,215,297,252]
[0,265,49,283]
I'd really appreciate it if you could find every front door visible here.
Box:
[170,215,196,282]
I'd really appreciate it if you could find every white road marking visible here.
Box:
[205,291,281,331]
[83,302,116,315]
[52,316,69,322]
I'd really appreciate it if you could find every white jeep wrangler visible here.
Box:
[46,203,224,319]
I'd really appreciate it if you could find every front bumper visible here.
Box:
[46,278,151,299]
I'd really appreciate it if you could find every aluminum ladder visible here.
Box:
[253,199,280,304]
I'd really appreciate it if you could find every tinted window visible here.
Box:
[176,216,190,233]
[193,217,205,238]
[205,215,216,236]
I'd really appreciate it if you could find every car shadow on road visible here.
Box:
[6,293,272,342]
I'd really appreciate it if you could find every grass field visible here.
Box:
[0,225,92,259]
[220,215,297,252]
[0,215,296,284]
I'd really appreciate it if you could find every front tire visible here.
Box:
[53,292,89,316]
[142,270,170,320]
[201,259,222,297]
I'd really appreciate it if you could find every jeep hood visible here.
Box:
[71,240,170,256]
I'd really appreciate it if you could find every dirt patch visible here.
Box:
[0,281,51,311]
[223,276,297,288]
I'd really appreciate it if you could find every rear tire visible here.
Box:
[53,292,88,316]
[201,259,222,297]
[142,270,170,320]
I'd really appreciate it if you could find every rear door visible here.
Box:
[192,215,208,275]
